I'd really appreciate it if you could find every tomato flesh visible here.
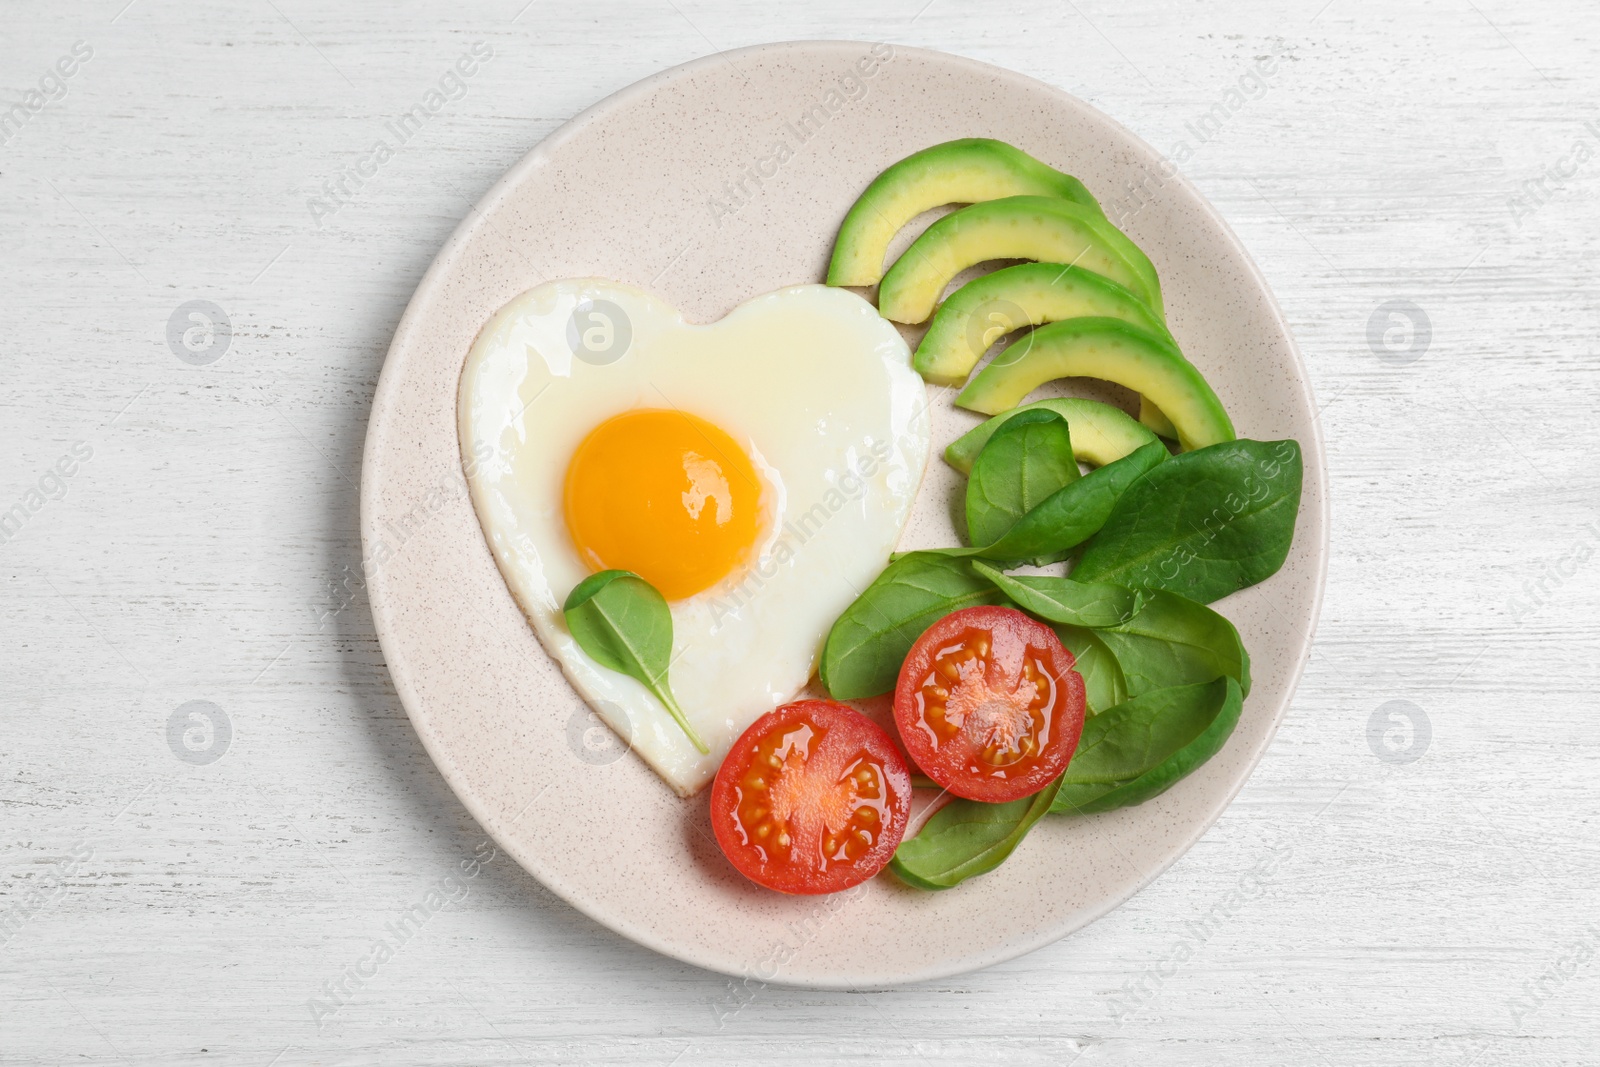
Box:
[711,700,911,895]
[894,605,1085,803]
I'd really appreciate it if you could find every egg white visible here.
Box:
[458,280,930,795]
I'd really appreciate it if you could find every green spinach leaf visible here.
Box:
[563,570,707,753]
[819,552,1006,699]
[965,409,1079,548]
[1053,677,1242,814]
[890,777,1061,890]
[917,440,1168,566]
[1050,676,1233,813]
[1055,625,1127,715]
[1074,677,1242,813]
[978,440,1168,562]
[1072,439,1302,603]
[1095,590,1251,698]
[973,570,1243,706]
[973,564,1146,629]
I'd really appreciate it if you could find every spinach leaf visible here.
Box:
[1095,589,1251,698]
[1053,677,1242,815]
[971,570,1243,705]
[973,564,1146,629]
[890,777,1061,890]
[1072,439,1302,603]
[819,552,1006,699]
[1050,676,1233,813]
[917,440,1168,566]
[978,440,1168,562]
[1055,625,1127,715]
[1059,677,1228,784]
[965,409,1079,548]
[563,570,707,753]
[1073,677,1243,813]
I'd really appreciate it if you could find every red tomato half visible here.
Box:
[893,605,1085,803]
[711,700,912,895]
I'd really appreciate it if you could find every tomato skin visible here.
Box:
[711,700,912,895]
[893,605,1085,803]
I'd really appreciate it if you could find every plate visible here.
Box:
[360,40,1327,989]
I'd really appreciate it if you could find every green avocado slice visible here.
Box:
[1139,398,1179,439]
[955,318,1234,452]
[914,262,1170,385]
[944,398,1162,473]
[826,139,1102,288]
[877,196,1162,325]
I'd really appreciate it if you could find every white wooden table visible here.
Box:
[3,1,1597,1063]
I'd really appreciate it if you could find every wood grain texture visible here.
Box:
[2,0,1597,1063]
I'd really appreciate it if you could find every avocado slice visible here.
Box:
[877,197,1162,325]
[955,318,1234,451]
[1138,397,1179,439]
[826,139,1102,288]
[914,263,1170,385]
[945,398,1162,473]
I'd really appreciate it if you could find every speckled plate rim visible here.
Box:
[361,40,1329,989]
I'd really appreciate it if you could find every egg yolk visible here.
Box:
[563,409,762,601]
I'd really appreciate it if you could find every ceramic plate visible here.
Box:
[360,40,1327,989]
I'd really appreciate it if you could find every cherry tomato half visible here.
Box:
[711,700,912,895]
[893,605,1085,803]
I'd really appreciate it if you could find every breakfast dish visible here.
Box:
[361,42,1325,986]
[456,137,1303,897]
